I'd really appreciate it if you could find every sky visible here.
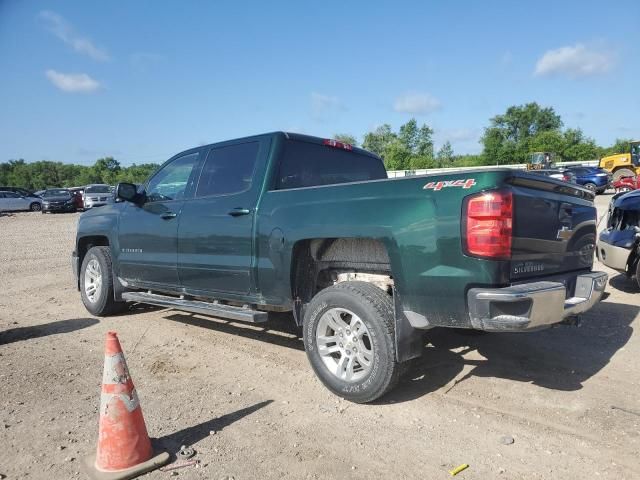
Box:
[0,0,638,166]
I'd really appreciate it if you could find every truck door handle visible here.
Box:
[160,212,177,220]
[228,208,251,217]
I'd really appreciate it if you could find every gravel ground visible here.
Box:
[0,195,638,480]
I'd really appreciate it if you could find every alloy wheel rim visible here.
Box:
[316,307,374,382]
[84,259,102,303]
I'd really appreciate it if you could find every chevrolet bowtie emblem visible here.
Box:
[557,226,573,240]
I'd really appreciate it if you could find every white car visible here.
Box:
[0,191,43,212]
[83,184,113,209]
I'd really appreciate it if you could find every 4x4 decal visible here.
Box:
[423,178,476,191]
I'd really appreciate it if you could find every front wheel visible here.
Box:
[583,182,597,193]
[30,202,41,212]
[303,281,401,403]
[80,246,128,316]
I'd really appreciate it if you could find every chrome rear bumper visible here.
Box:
[467,271,607,331]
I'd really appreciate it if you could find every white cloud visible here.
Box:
[45,70,101,93]
[39,10,110,61]
[393,92,441,115]
[534,43,614,78]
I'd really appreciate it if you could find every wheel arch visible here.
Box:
[76,236,125,301]
[289,237,422,363]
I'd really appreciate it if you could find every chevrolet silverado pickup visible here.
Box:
[72,132,607,402]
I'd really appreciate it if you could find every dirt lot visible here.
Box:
[1,194,638,480]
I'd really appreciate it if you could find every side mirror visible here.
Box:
[115,183,140,203]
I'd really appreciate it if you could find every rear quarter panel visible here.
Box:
[256,170,513,327]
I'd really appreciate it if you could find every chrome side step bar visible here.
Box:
[121,291,268,323]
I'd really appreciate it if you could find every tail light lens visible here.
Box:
[463,190,512,259]
[323,139,353,151]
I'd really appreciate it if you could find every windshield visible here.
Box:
[43,189,71,198]
[85,185,111,193]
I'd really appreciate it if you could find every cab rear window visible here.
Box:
[275,140,386,190]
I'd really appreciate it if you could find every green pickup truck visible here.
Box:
[72,132,607,402]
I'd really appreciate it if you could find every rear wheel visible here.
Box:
[80,246,128,316]
[29,202,41,212]
[583,182,597,193]
[613,168,635,181]
[303,281,401,403]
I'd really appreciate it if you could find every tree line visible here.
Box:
[335,102,633,170]
[1,102,634,189]
[0,157,158,191]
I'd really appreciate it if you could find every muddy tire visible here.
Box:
[303,281,400,403]
[80,246,128,316]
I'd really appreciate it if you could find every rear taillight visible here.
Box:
[323,139,353,151]
[463,190,513,259]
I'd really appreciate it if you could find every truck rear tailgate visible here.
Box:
[508,172,596,282]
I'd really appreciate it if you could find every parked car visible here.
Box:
[613,175,639,193]
[83,184,113,209]
[0,186,40,198]
[72,132,606,403]
[41,188,77,213]
[597,190,640,288]
[564,166,611,194]
[527,168,576,183]
[0,190,43,212]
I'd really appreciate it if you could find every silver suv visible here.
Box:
[83,184,113,209]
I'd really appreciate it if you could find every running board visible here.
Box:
[121,291,268,323]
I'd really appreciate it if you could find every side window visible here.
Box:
[146,152,199,202]
[196,142,259,197]
[5,192,19,198]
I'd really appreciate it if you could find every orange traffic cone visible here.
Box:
[83,331,169,480]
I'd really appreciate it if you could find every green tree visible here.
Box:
[93,157,122,184]
[528,130,565,157]
[436,141,454,166]
[602,138,632,156]
[416,124,434,158]
[482,102,563,163]
[382,141,411,170]
[561,129,599,161]
[362,124,396,157]
[398,119,419,153]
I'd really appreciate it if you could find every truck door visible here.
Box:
[117,151,201,288]
[177,139,268,295]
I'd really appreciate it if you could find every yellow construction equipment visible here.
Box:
[526,152,556,170]
[599,140,640,181]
